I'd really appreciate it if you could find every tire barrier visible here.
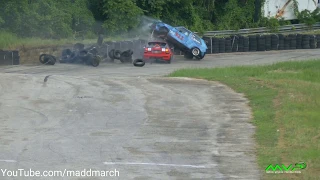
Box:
[271,34,279,50]
[289,34,297,50]
[212,37,219,54]
[219,38,226,53]
[257,35,266,51]
[202,33,320,55]
[231,35,239,52]
[249,35,257,52]
[310,35,316,49]
[225,37,232,53]
[317,35,320,48]
[302,35,310,49]
[296,34,302,49]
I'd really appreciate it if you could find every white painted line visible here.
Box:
[0,160,17,163]
[103,162,212,169]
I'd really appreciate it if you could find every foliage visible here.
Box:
[0,0,319,40]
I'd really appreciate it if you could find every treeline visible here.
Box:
[0,0,319,39]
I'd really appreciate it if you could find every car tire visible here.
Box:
[133,59,145,67]
[191,47,201,57]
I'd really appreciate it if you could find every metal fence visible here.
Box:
[197,23,320,37]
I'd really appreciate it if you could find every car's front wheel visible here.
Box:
[191,47,201,57]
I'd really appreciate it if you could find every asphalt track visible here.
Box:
[0,49,318,180]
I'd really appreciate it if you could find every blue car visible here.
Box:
[150,21,207,60]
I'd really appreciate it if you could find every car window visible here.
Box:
[191,34,202,44]
[176,27,190,36]
[148,42,167,47]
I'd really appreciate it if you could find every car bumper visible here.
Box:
[143,54,171,61]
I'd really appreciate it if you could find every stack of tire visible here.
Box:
[230,35,239,52]
[219,38,226,53]
[212,37,219,53]
[249,35,257,51]
[284,35,290,50]
[257,35,266,51]
[278,34,285,50]
[202,36,212,54]
[225,37,232,53]
[271,34,279,50]
[302,35,311,49]
[289,34,297,49]
[310,35,317,49]
[317,35,320,48]
[296,34,302,49]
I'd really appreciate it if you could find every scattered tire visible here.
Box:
[39,54,56,65]
[133,59,145,67]
[120,50,133,63]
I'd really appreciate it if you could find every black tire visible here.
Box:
[39,54,56,65]
[265,35,271,51]
[108,49,115,60]
[91,55,101,67]
[219,38,226,53]
[120,50,133,63]
[114,50,121,59]
[133,59,145,67]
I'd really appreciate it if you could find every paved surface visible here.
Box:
[0,49,319,180]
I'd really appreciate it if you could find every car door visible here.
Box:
[173,27,188,44]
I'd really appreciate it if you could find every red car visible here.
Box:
[143,41,173,63]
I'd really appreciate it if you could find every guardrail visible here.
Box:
[197,23,320,37]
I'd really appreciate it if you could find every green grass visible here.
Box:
[0,31,126,50]
[168,60,320,180]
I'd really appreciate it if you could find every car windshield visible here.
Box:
[148,42,167,47]
[175,27,191,36]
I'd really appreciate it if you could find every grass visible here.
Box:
[168,60,320,180]
[0,31,127,50]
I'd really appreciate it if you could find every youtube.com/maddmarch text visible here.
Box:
[1,168,120,178]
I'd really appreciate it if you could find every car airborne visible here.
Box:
[150,21,207,60]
